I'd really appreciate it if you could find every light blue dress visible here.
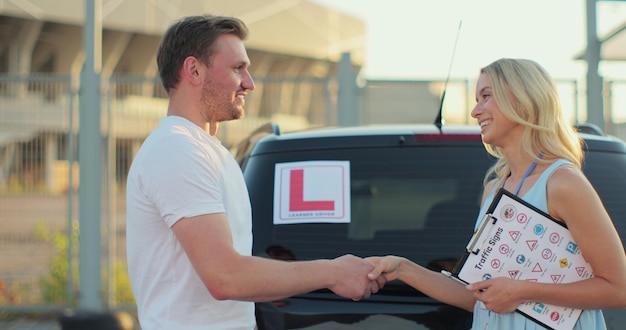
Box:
[470,159,607,330]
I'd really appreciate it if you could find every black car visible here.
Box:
[233,122,626,330]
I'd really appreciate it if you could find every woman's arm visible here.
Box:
[367,256,476,312]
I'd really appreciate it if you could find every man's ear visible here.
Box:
[181,56,203,86]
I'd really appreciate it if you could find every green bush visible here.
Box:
[37,222,78,306]
[37,222,135,306]
[114,261,135,305]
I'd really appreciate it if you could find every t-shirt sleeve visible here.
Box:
[141,134,225,227]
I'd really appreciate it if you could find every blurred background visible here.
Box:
[1,0,626,326]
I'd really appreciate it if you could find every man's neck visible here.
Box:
[208,121,219,136]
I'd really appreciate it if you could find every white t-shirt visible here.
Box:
[126,116,255,330]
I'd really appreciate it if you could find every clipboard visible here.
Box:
[442,188,594,330]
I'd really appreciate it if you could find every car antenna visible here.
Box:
[435,20,463,133]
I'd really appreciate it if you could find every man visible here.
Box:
[126,15,381,330]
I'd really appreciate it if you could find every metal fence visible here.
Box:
[1,72,625,314]
[0,74,76,312]
[0,73,335,313]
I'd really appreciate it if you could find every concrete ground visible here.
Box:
[0,318,61,330]
[0,311,139,330]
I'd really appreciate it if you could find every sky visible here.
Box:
[310,0,626,81]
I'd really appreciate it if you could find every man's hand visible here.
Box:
[328,254,384,300]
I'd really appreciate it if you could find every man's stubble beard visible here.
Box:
[200,79,245,124]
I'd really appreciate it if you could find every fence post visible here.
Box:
[585,0,605,131]
[78,0,103,311]
[336,52,359,126]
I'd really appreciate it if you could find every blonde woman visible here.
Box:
[366,58,626,329]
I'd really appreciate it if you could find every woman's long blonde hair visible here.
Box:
[480,58,583,188]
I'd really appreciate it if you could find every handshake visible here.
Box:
[329,254,405,301]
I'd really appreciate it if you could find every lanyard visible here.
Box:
[505,153,544,196]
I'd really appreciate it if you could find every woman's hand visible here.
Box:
[467,277,524,314]
[365,256,405,283]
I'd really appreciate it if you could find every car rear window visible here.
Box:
[244,145,495,271]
